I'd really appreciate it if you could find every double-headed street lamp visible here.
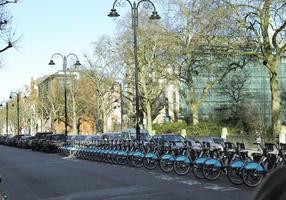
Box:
[48,53,81,136]
[9,91,26,135]
[108,0,160,141]
[0,101,9,136]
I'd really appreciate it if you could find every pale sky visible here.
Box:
[0,0,120,101]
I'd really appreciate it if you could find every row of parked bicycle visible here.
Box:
[58,138,286,187]
[1,130,285,187]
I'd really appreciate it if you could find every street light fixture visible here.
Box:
[0,101,9,136]
[108,0,160,141]
[9,91,27,135]
[48,53,81,137]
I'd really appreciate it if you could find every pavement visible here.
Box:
[0,145,256,200]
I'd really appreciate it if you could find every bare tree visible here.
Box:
[83,36,120,133]
[218,68,251,117]
[0,0,18,66]
[223,0,286,134]
[114,13,169,133]
[159,0,248,125]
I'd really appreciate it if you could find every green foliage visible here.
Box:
[153,121,188,135]
[153,121,245,136]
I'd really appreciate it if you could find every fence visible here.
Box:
[188,134,277,150]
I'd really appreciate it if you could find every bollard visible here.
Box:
[221,127,228,139]
[279,126,286,144]
[181,129,186,138]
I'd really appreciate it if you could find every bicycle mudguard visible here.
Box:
[103,150,109,154]
[195,157,206,164]
[145,153,158,159]
[128,151,135,156]
[161,154,175,161]
[244,162,264,171]
[113,150,119,154]
[230,161,244,168]
[70,147,77,151]
[205,158,221,167]
[118,151,127,156]
[176,155,191,164]
[133,152,144,158]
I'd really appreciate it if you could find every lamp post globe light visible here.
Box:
[0,100,9,136]
[48,53,81,137]
[108,0,160,141]
[9,91,27,135]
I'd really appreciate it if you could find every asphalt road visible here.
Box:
[0,145,256,200]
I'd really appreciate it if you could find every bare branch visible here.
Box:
[0,1,17,6]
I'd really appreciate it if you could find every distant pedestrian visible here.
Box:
[252,166,286,200]
[255,131,262,144]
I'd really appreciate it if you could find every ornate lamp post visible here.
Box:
[9,92,26,135]
[0,101,9,136]
[108,0,160,141]
[48,53,81,136]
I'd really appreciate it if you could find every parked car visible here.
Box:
[65,135,73,146]
[42,134,66,153]
[20,136,35,149]
[150,134,186,148]
[0,135,9,145]
[150,134,192,155]
[10,135,28,147]
[70,135,88,146]
[185,137,201,149]
[4,136,13,146]
[82,135,101,147]
[199,137,227,150]
[31,132,53,151]
[101,132,121,141]
[120,129,151,141]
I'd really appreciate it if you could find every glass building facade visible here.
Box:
[178,56,286,126]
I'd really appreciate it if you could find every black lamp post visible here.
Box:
[0,101,9,136]
[108,0,160,141]
[9,92,26,135]
[48,53,81,137]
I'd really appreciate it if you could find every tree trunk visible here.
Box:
[55,118,59,133]
[269,67,281,135]
[191,105,199,125]
[146,101,152,134]
[40,113,44,132]
[72,96,77,135]
[103,99,107,133]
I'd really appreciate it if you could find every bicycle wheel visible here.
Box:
[133,156,144,168]
[193,157,206,179]
[143,157,158,170]
[202,160,222,181]
[160,158,174,173]
[227,160,244,185]
[174,160,191,176]
[127,154,134,167]
[242,168,264,187]
[111,153,118,164]
[117,155,127,165]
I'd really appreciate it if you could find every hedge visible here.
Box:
[152,121,243,136]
